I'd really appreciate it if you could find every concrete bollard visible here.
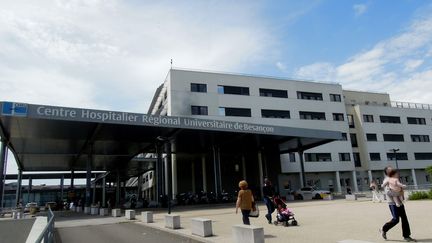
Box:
[112,208,121,217]
[125,210,136,220]
[140,211,153,223]
[165,214,181,229]
[323,194,333,200]
[99,208,109,216]
[191,218,213,237]
[232,224,264,243]
[345,194,357,201]
[91,207,99,215]
[76,207,83,213]
[84,206,91,214]
[70,206,76,212]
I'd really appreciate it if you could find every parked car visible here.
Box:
[295,187,331,199]
[24,202,39,213]
[45,202,57,210]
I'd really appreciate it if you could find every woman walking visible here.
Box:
[236,180,255,225]
[380,166,416,242]
[263,178,275,224]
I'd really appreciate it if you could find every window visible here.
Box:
[363,115,374,123]
[353,153,361,167]
[333,113,345,121]
[261,109,290,119]
[387,153,408,161]
[219,107,251,117]
[305,153,332,162]
[414,153,432,160]
[191,106,208,115]
[339,153,351,161]
[380,116,401,124]
[383,134,404,142]
[297,91,323,101]
[347,114,355,128]
[407,117,426,125]
[289,153,296,162]
[259,88,288,98]
[350,133,358,147]
[370,153,381,161]
[190,83,207,93]
[366,133,377,141]
[329,94,342,102]
[340,133,348,141]
[411,135,430,142]
[217,85,249,95]
[299,111,326,120]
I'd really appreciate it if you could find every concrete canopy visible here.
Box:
[0,101,341,179]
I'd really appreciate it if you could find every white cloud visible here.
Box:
[403,59,424,72]
[294,13,432,104]
[276,61,288,72]
[353,4,368,17]
[0,0,276,112]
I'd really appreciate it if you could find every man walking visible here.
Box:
[263,178,275,224]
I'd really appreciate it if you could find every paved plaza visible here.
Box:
[54,199,432,243]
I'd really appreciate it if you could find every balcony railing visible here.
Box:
[391,101,432,110]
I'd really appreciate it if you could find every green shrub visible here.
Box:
[428,189,432,200]
[409,191,429,200]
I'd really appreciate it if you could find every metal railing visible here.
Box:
[391,101,432,110]
[35,206,55,243]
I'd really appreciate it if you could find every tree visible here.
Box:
[426,166,432,177]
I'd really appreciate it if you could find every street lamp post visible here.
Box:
[389,148,400,170]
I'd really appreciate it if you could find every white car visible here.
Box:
[295,187,331,199]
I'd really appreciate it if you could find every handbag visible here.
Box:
[249,202,259,218]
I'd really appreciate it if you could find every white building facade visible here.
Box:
[148,68,432,196]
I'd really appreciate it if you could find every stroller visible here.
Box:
[272,196,298,227]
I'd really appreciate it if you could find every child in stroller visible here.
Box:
[273,196,298,227]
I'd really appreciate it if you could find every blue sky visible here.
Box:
[1,0,432,181]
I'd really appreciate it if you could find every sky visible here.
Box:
[1,0,432,183]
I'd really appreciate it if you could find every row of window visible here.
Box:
[191,106,346,120]
[362,115,428,125]
[301,152,432,163]
[365,133,430,142]
[191,83,342,102]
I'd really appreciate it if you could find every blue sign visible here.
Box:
[1,102,28,117]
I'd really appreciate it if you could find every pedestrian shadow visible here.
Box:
[264,234,277,239]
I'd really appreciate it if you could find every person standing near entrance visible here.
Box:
[380,166,416,242]
[263,178,275,224]
[369,179,381,203]
[236,180,254,225]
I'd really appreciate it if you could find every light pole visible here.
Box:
[389,148,400,170]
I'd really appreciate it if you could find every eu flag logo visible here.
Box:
[1,102,28,117]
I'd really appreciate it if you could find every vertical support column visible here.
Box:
[368,170,373,184]
[201,155,207,192]
[0,141,7,209]
[411,169,418,189]
[335,171,342,194]
[156,144,164,204]
[92,180,96,204]
[102,176,106,207]
[28,176,32,203]
[191,161,196,193]
[258,150,264,198]
[352,170,359,192]
[60,175,64,202]
[241,155,247,180]
[137,175,143,200]
[165,141,172,214]
[298,150,306,188]
[171,142,177,199]
[116,172,120,207]
[212,146,222,197]
[15,169,22,206]
[85,145,93,207]
[71,170,75,190]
